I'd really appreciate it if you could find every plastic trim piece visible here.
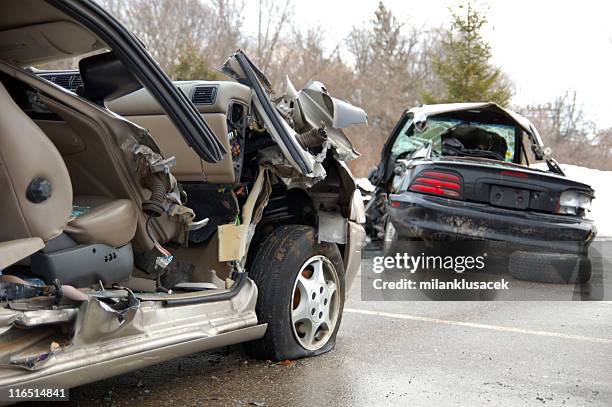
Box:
[163,272,249,306]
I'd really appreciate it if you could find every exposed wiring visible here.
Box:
[146,215,172,258]
[146,215,173,293]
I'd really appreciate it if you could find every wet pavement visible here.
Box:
[62,241,612,407]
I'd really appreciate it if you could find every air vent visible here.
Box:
[191,86,217,105]
[38,73,82,93]
[69,75,82,91]
[52,74,72,90]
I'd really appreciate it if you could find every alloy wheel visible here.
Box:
[290,255,340,351]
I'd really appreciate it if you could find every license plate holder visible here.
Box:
[489,185,530,209]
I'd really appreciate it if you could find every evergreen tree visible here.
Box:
[169,44,224,81]
[424,2,512,106]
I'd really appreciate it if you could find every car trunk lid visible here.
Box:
[419,160,593,213]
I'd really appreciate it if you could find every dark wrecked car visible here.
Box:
[0,0,367,393]
[366,103,596,284]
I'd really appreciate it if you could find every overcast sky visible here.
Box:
[244,0,612,128]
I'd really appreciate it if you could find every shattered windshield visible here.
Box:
[391,117,517,162]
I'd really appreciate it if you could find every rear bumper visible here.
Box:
[388,192,596,254]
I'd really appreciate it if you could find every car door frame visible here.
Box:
[48,0,226,164]
[375,111,413,185]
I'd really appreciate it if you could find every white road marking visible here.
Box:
[344,308,612,344]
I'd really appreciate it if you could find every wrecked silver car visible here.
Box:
[0,0,366,394]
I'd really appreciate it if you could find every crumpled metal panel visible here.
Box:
[318,211,348,244]
[71,297,142,347]
[222,51,367,181]
[295,80,367,162]
[15,309,78,327]
[301,80,368,128]
[0,309,19,335]
[0,277,259,378]
[221,52,315,176]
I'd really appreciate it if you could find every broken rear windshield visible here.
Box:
[391,117,517,162]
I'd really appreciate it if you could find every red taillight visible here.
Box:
[500,170,528,179]
[420,171,461,181]
[414,177,461,190]
[409,170,462,199]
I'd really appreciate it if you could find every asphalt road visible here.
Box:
[60,241,611,407]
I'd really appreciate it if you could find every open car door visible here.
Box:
[49,0,226,163]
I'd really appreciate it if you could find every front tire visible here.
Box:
[245,225,345,361]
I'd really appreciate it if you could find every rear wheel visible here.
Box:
[245,225,345,361]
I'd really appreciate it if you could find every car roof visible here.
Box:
[0,0,107,66]
[407,102,536,138]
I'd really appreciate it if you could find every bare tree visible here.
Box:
[345,1,431,175]
[101,0,244,77]
[252,0,293,71]
[517,90,612,169]
[519,90,593,144]
[47,0,612,174]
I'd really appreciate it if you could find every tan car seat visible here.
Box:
[0,80,138,286]
[0,80,72,243]
[66,199,138,248]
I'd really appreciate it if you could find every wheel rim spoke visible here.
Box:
[296,274,311,294]
[326,280,337,298]
[304,320,320,347]
[292,296,310,323]
[311,259,326,285]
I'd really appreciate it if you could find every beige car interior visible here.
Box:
[0,1,259,290]
[0,73,143,281]
[0,79,138,247]
[0,0,106,66]
[0,55,200,286]
[0,18,252,290]
[0,81,72,244]
[108,81,251,183]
